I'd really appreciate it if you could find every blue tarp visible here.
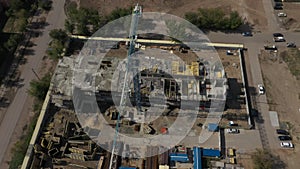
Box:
[207,123,219,132]
[170,153,189,162]
[202,149,221,157]
[193,147,202,169]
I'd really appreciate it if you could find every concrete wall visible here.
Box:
[238,49,252,127]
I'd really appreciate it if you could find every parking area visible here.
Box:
[225,129,262,152]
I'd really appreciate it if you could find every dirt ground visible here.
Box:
[238,153,254,169]
[79,0,268,31]
[279,2,300,31]
[259,49,300,169]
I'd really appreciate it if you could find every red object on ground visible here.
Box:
[161,127,168,134]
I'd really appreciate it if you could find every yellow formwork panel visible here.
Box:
[171,61,200,76]
[172,61,179,75]
[217,71,222,78]
[191,62,199,76]
[186,65,191,73]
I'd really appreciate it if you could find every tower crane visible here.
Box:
[107,4,142,169]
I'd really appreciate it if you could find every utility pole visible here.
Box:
[31,68,40,80]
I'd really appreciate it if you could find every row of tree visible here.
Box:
[5,0,35,32]
[65,3,103,35]
[185,8,243,30]
[65,3,132,36]
[47,29,68,60]
[64,6,243,36]
[252,149,286,169]
[0,0,52,73]
[0,33,23,76]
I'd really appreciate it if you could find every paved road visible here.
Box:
[208,29,300,149]
[0,0,66,166]
[262,0,282,31]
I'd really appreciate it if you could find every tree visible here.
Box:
[229,11,243,29]
[0,46,5,65]
[47,47,62,60]
[38,0,52,11]
[16,9,30,19]
[48,29,68,59]
[185,12,200,26]
[65,20,74,34]
[184,8,243,30]
[19,17,28,32]
[10,0,25,11]
[66,2,78,20]
[252,149,286,169]
[29,73,51,101]
[49,29,68,42]
[77,22,89,35]
[106,7,132,22]
[4,34,22,52]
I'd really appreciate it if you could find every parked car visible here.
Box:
[227,148,236,157]
[278,135,292,141]
[264,45,277,50]
[229,121,238,126]
[280,142,294,148]
[242,32,253,37]
[258,84,265,95]
[274,5,283,10]
[278,12,287,17]
[226,50,235,55]
[275,2,283,7]
[226,128,240,134]
[276,129,289,135]
[287,42,296,48]
[273,33,284,37]
[274,36,285,42]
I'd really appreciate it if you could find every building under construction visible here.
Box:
[23,43,252,169]
[72,41,228,114]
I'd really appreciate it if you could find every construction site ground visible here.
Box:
[218,49,248,128]
[259,48,300,169]
[104,47,249,130]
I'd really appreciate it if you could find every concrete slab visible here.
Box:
[269,111,279,127]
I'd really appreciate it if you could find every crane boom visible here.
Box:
[107,4,142,169]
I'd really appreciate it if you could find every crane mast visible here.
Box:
[107,4,142,169]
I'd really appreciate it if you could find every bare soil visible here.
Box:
[259,49,300,169]
[280,2,300,31]
[79,0,268,31]
[238,153,254,169]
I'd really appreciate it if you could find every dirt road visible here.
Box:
[0,0,66,168]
